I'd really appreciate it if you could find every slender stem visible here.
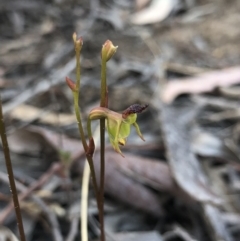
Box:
[88,114,106,241]
[100,60,107,107]
[73,94,88,152]
[0,96,26,241]
[86,117,103,220]
[72,40,102,240]
[73,43,99,198]
[73,44,88,152]
[87,117,93,140]
[99,119,105,241]
[73,92,99,207]
[98,56,108,241]
[75,45,81,91]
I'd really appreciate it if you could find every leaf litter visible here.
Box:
[2,0,240,240]
[131,0,178,25]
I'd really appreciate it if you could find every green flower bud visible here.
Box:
[101,40,118,62]
[72,32,83,52]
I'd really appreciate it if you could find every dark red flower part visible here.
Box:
[122,104,149,119]
[86,137,95,157]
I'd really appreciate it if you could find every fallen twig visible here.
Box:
[0,163,61,224]
[0,171,63,241]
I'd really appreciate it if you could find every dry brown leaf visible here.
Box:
[192,131,240,164]
[219,86,240,99]
[115,153,193,203]
[162,66,240,104]
[116,153,176,193]
[97,8,124,31]
[7,126,84,159]
[0,20,55,55]
[10,104,76,126]
[0,226,19,241]
[27,126,84,159]
[131,0,176,25]
[74,140,195,216]
[135,0,151,10]
[49,203,66,217]
[77,151,165,217]
[78,151,192,216]
[2,58,75,115]
[7,129,45,155]
[112,231,163,241]
[158,103,223,205]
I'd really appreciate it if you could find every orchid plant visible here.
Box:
[66,33,148,241]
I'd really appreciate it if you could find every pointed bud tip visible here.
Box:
[136,128,145,141]
[72,32,83,50]
[72,32,77,42]
[102,40,118,62]
[115,148,125,158]
[65,77,77,92]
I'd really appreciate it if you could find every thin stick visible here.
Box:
[66,217,79,241]
[0,96,26,241]
[0,171,63,241]
[81,160,90,241]
[81,125,100,241]
[0,163,60,224]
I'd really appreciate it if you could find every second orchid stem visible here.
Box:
[71,34,103,240]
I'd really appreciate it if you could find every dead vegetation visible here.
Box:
[1,0,240,240]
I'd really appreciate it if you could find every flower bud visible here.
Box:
[66,77,77,92]
[101,40,118,62]
[72,32,83,52]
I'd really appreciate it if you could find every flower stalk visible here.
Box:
[67,33,102,240]
[98,40,118,241]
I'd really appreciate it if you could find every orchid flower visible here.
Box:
[89,104,148,156]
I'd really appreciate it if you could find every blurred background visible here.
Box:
[1,0,240,240]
